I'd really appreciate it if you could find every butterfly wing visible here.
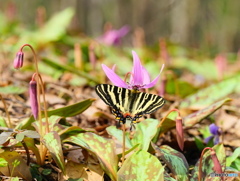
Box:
[95,84,132,123]
[131,91,165,123]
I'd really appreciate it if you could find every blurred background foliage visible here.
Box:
[1,0,240,56]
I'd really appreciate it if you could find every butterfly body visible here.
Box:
[95,84,165,125]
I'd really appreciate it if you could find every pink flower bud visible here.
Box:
[210,150,223,174]
[13,51,24,69]
[176,116,184,151]
[29,79,38,120]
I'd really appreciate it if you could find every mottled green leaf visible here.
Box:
[43,131,65,173]
[164,173,177,181]
[106,126,132,149]
[183,98,231,127]
[131,119,160,151]
[59,126,89,138]
[180,75,240,109]
[107,119,160,151]
[32,115,62,134]
[0,85,26,94]
[16,98,95,130]
[64,132,118,181]
[118,150,164,181]
[153,144,189,181]
[190,144,225,181]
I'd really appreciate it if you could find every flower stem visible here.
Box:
[157,108,181,128]
[20,44,49,165]
[20,44,49,134]
[122,124,126,164]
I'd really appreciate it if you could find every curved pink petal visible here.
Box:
[102,64,128,88]
[132,51,143,85]
[143,64,164,88]
[143,74,160,88]
[142,66,151,84]
[117,26,129,37]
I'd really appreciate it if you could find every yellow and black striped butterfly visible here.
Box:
[95,84,165,126]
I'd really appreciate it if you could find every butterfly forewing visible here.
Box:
[95,84,131,111]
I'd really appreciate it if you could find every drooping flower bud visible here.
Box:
[176,116,184,151]
[13,51,24,69]
[210,150,223,174]
[29,77,38,120]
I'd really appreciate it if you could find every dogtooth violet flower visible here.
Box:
[99,25,129,46]
[102,50,164,90]
[205,123,221,145]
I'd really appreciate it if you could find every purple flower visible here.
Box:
[99,26,129,46]
[205,123,221,145]
[102,51,164,89]
[13,51,24,69]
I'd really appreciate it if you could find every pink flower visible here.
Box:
[102,51,164,89]
[13,51,24,69]
[29,75,38,120]
[99,26,129,46]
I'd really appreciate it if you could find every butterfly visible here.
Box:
[95,84,165,127]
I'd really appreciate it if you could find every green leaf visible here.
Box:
[42,58,99,83]
[43,131,65,173]
[183,98,231,127]
[0,85,26,94]
[131,119,160,151]
[190,144,225,181]
[153,144,189,181]
[118,150,164,181]
[107,119,160,151]
[64,132,118,181]
[0,117,7,127]
[179,75,240,109]
[22,137,41,165]
[173,58,218,79]
[10,177,20,181]
[0,150,32,180]
[16,98,95,130]
[158,112,177,135]
[226,147,240,167]
[106,126,132,149]
[42,168,52,175]
[0,158,8,167]
[38,8,74,43]
[16,8,75,48]
[194,137,205,151]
